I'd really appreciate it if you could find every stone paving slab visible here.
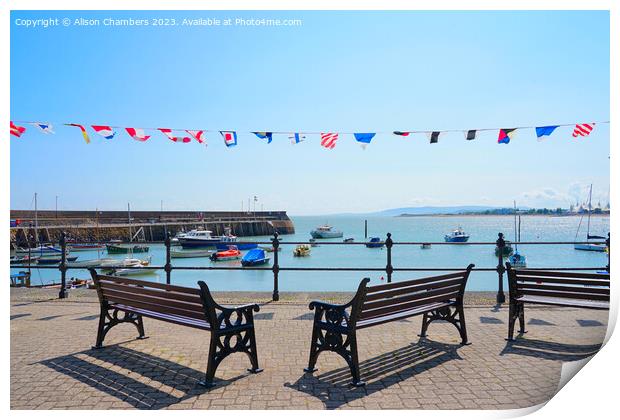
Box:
[10,289,608,410]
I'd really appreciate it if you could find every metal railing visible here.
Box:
[11,231,610,303]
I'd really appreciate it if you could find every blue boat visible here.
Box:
[241,248,271,267]
[365,237,384,248]
[444,227,470,243]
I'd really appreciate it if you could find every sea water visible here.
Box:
[12,215,609,292]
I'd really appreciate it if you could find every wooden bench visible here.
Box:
[304,265,474,386]
[505,263,610,341]
[89,270,263,387]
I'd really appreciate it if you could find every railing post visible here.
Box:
[58,231,68,299]
[385,232,393,283]
[272,232,280,301]
[164,231,172,285]
[606,232,610,273]
[496,232,506,304]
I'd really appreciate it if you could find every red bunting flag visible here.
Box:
[66,123,90,144]
[572,123,595,138]
[125,128,151,142]
[10,121,26,138]
[320,132,339,149]
[186,130,206,144]
[159,128,191,143]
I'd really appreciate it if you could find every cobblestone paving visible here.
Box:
[10,289,608,410]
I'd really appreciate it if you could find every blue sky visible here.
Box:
[10,10,610,215]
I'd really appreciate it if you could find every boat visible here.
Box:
[293,244,311,257]
[113,264,159,276]
[574,184,607,252]
[106,243,150,254]
[344,238,355,243]
[310,225,343,239]
[170,248,214,258]
[10,255,39,265]
[37,255,79,264]
[508,201,527,267]
[309,238,318,247]
[365,237,384,248]
[210,246,242,261]
[421,243,432,249]
[68,243,106,251]
[179,229,257,250]
[241,249,271,267]
[171,231,188,243]
[15,245,63,256]
[67,258,117,268]
[444,228,470,243]
[99,257,152,274]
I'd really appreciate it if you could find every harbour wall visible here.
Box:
[10,210,295,246]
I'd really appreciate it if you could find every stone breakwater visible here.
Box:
[10,210,295,246]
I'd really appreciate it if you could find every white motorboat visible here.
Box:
[113,264,159,276]
[170,248,214,258]
[67,258,118,268]
[444,228,470,243]
[310,225,343,239]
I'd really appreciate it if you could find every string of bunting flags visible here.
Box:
[9,120,609,149]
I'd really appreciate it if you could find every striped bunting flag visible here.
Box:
[126,128,151,142]
[572,123,595,138]
[320,132,339,149]
[159,128,191,143]
[10,121,26,138]
[187,130,207,144]
[66,123,90,144]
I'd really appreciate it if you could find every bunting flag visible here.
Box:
[186,130,206,144]
[31,122,54,134]
[289,133,305,144]
[159,128,191,143]
[354,133,376,149]
[253,132,273,144]
[10,121,26,137]
[92,125,116,140]
[125,127,150,142]
[320,132,339,149]
[464,130,477,141]
[66,123,90,144]
[572,123,595,138]
[393,131,410,136]
[498,128,517,144]
[427,131,442,144]
[220,131,238,147]
[535,125,559,141]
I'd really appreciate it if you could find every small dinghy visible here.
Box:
[210,246,242,261]
[365,237,384,248]
[293,244,311,257]
[241,249,271,267]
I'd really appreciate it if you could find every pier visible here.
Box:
[9,210,295,246]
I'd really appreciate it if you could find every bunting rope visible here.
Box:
[9,119,610,148]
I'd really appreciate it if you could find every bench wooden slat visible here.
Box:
[514,276,610,287]
[514,270,609,280]
[364,278,464,302]
[360,289,459,321]
[357,301,451,329]
[362,283,462,311]
[101,286,206,313]
[100,280,204,305]
[516,282,609,295]
[366,271,467,293]
[516,288,609,302]
[104,291,207,320]
[110,303,211,330]
[516,295,609,310]
[96,275,201,295]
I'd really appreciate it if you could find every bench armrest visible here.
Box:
[308,300,350,311]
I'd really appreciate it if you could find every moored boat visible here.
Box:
[241,249,271,267]
[37,255,79,264]
[310,225,343,239]
[10,255,39,264]
[113,265,159,276]
[444,228,470,243]
[509,251,527,268]
[170,248,214,258]
[574,185,607,252]
[210,246,242,261]
[106,244,150,254]
[69,243,106,251]
[67,258,117,268]
[421,243,432,249]
[293,244,311,257]
[15,245,62,256]
[344,238,355,243]
[365,237,384,248]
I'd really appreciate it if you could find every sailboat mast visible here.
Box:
[128,203,132,243]
[513,201,518,252]
[34,192,39,244]
[586,184,593,238]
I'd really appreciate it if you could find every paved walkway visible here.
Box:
[10,289,607,410]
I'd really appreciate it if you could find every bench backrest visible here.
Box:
[506,264,610,303]
[89,270,215,325]
[351,264,474,326]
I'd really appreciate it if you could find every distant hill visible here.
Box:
[375,206,504,216]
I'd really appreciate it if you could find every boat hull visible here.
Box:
[310,230,343,239]
[241,258,271,267]
[444,236,470,243]
[171,249,214,258]
[106,244,150,254]
[574,244,607,252]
